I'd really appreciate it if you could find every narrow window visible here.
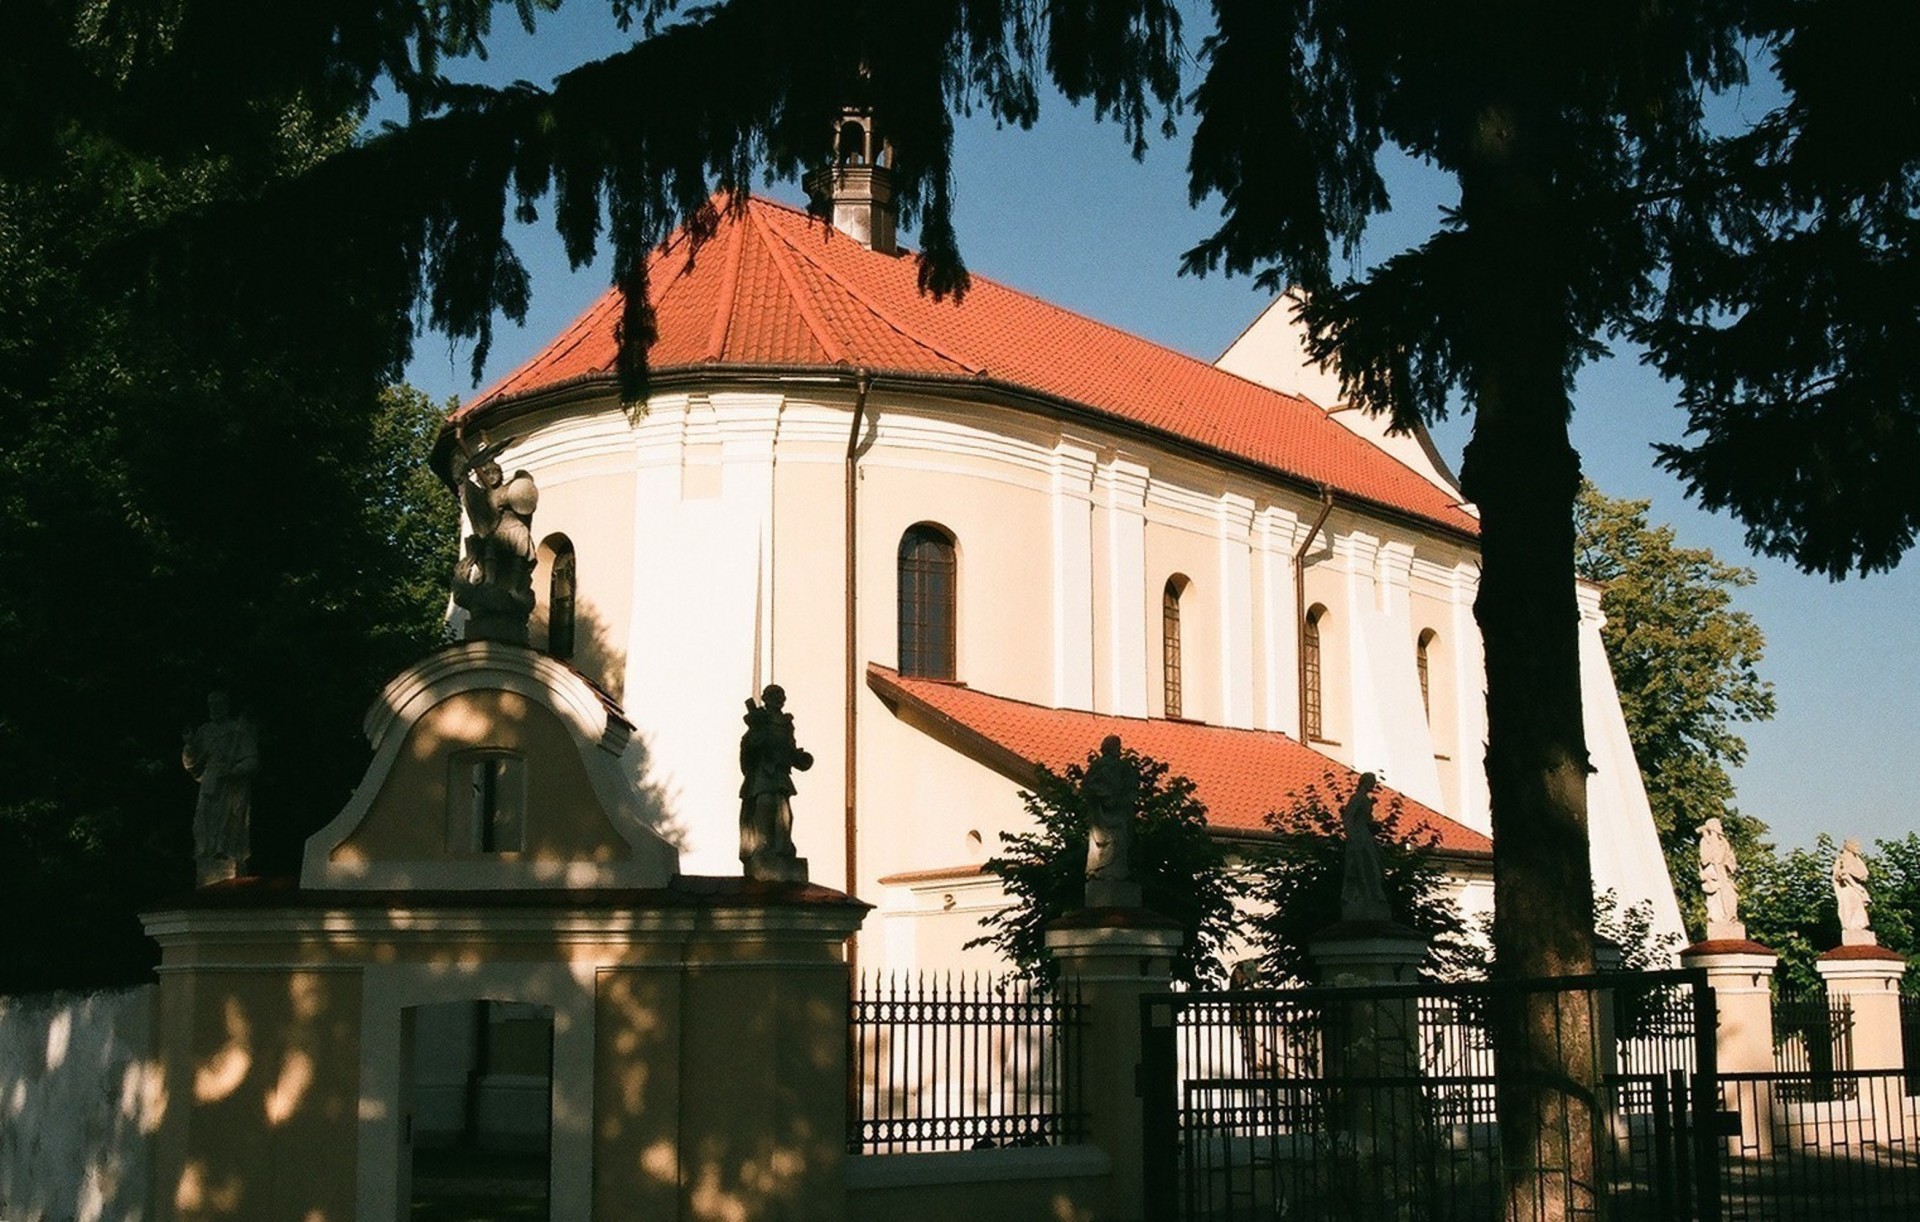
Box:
[546,535,577,662]
[1417,629,1437,722]
[1303,605,1326,741]
[1162,576,1187,718]
[468,754,526,853]
[898,524,957,679]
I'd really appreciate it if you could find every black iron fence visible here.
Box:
[1903,993,1920,1096]
[1721,1068,1920,1219]
[1141,969,1717,1222]
[1773,991,1855,1102]
[847,972,1084,1154]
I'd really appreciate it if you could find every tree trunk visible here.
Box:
[1458,111,1602,1221]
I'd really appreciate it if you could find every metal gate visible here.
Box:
[1141,969,1718,1221]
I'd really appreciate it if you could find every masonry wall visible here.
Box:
[0,987,158,1222]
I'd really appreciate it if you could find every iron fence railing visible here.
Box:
[1142,969,1720,1222]
[1773,991,1854,1101]
[847,972,1085,1154]
[1720,1068,1920,1219]
[1903,993,1920,1097]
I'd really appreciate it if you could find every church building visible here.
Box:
[441,115,1683,968]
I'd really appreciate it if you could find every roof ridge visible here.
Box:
[745,203,847,364]
[704,205,748,360]
[756,207,985,377]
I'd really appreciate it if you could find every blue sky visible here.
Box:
[401,5,1918,853]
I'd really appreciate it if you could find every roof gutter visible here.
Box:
[446,365,1479,546]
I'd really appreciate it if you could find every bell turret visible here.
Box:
[804,109,897,254]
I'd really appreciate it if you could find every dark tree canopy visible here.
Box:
[969,745,1238,989]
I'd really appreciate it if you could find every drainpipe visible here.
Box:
[844,369,872,971]
[1295,487,1335,740]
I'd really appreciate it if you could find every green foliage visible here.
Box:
[1744,833,1920,996]
[1573,482,1775,937]
[1593,890,1683,974]
[1243,774,1474,985]
[969,746,1237,988]
[1743,836,1842,997]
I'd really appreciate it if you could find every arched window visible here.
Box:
[544,534,577,662]
[1303,605,1327,741]
[1162,576,1188,718]
[838,119,868,165]
[898,524,957,679]
[1416,629,1437,721]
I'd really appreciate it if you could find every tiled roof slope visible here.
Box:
[469,196,1477,536]
[868,664,1492,857]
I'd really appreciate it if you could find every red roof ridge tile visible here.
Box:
[745,203,848,364]
[704,207,749,360]
[758,209,986,377]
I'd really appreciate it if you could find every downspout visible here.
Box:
[844,369,873,971]
[1295,487,1336,740]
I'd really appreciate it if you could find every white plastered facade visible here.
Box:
[464,340,1685,966]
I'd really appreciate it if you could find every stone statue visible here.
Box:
[1833,838,1874,945]
[451,429,539,643]
[1339,773,1393,923]
[739,684,813,882]
[1698,817,1743,939]
[1083,735,1142,908]
[182,691,258,885]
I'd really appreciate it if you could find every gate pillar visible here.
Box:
[1046,911,1183,1222]
[1818,943,1909,1143]
[1683,938,1777,1157]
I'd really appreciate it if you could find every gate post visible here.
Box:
[1818,943,1909,1143]
[1046,911,1183,1222]
[1681,937,1777,1157]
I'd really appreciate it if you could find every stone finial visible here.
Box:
[739,685,812,883]
[450,430,539,644]
[1339,772,1393,923]
[1083,735,1143,908]
[1698,817,1744,940]
[182,691,258,886]
[1833,837,1875,946]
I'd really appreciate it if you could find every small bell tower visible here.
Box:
[804,108,897,254]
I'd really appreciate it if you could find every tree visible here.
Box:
[1246,773,1475,986]
[1573,483,1776,936]
[969,744,1237,989]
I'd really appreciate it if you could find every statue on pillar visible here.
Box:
[1338,772,1393,923]
[739,684,812,883]
[1833,837,1874,945]
[1083,735,1142,908]
[1698,817,1744,939]
[450,428,539,644]
[182,691,258,885]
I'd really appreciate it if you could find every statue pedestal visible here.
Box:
[744,853,809,884]
[1084,877,1142,908]
[195,857,238,888]
[1682,937,1778,1156]
[1817,944,1909,1145]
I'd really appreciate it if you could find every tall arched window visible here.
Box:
[1303,604,1327,741]
[1162,576,1188,718]
[1416,628,1437,722]
[545,535,577,662]
[898,524,957,679]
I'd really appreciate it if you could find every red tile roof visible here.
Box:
[867,664,1492,857]
[467,195,1477,536]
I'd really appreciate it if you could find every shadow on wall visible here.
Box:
[0,987,158,1222]
[532,592,687,855]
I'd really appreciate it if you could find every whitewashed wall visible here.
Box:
[0,988,157,1222]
